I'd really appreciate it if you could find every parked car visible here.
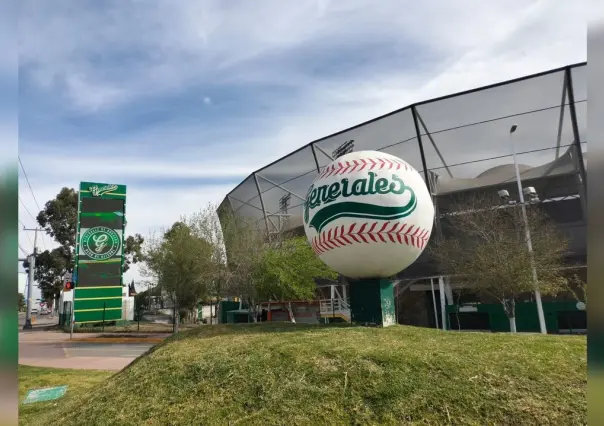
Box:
[30,308,38,315]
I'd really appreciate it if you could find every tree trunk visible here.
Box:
[288,302,296,324]
[248,298,257,323]
[503,298,516,333]
[174,304,180,334]
[209,300,213,325]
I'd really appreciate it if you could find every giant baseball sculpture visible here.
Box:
[303,150,435,326]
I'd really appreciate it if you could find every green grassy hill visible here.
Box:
[26,324,586,425]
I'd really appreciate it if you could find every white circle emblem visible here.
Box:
[81,226,121,261]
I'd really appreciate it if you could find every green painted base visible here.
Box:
[348,279,396,327]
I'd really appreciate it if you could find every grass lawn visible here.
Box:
[19,366,113,426]
[20,324,586,425]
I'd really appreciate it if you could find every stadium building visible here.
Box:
[218,63,587,333]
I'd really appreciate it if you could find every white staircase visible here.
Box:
[319,298,351,322]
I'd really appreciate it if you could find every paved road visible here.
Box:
[18,312,58,328]
[19,331,156,371]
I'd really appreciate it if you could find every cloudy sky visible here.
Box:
[16,0,586,296]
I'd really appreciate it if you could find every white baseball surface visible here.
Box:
[302,150,434,278]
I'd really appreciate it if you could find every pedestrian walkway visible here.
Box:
[21,356,137,371]
[19,330,163,371]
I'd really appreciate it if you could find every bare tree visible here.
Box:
[430,195,570,333]
[564,273,587,307]
[190,204,232,324]
[223,216,268,322]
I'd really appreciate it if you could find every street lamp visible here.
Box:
[509,124,547,334]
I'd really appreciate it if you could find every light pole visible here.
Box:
[22,228,39,330]
[509,124,547,334]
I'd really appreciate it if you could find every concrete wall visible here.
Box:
[122,296,134,321]
[198,304,218,323]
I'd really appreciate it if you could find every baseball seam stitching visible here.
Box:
[317,158,411,179]
[311,221,430,255]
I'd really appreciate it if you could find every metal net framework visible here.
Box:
[218,63,587,280]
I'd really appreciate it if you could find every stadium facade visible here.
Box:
[218,63,587,332]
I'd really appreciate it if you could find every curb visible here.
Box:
[68,337,166,344]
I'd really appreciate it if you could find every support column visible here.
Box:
[253,173,271,240]
[411,106,432,193]
[348,278,396,327]
[445,281,454,305]
[438,276,447,330]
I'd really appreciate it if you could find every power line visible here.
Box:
[19,197,36,222]
[18,198,48,252]
[18,157,42,211]
[19,244,28,256]
[17,159,48,251]
[19,219,34,249]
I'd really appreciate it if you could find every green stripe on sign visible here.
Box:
[74,287,123,299]
[76,309,122,323]
[74,298,122,311]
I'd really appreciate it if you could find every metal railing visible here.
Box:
[319,298,350,314]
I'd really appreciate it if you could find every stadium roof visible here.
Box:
[218,62,587,237]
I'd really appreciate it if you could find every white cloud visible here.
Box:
[19,1,585,112]
[18,1,586,287]
[21,154,254,182]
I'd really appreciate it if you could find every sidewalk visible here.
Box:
[70,333,168,344]
[19,330,169,344]
[21,356,136,371]
[19,331,163,371]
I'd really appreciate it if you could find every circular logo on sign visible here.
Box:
[303,150,434,279]
[81,226,121,261]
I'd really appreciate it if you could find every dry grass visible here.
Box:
[21,324,586,425]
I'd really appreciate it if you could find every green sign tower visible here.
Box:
[73,182,127,324]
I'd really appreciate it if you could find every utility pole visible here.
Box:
[22,227,41,330]
[509,125,547,334]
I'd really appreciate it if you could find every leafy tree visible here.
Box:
[212,206,337,323]
[32,187,145,303]
[142,204,337,328]
[33,247,69,312]
[430,195,570,333]
[142,219,213,332]
[256,236,338,322]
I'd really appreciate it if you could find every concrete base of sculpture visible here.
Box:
[349,278,396,327]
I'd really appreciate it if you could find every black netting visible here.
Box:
[219,64,587,245]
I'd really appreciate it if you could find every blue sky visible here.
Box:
[16,0,586,294]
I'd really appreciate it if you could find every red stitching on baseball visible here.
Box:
[311,221,430,255]
[317,158,412,178]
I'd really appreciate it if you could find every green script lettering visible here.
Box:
[342,179,353,197]
[352,178,368,196]
[375,177,389,194]
[389,174,406,195]
[367,172,377,194]
[328,182,341,200]
[304,173,415,225]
